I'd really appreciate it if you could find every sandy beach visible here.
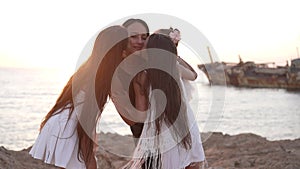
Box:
[1,132,299,169]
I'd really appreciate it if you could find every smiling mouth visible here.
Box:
[133,46,143,50]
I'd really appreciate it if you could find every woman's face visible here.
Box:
[169,30,181,46]
[126,22,148,55]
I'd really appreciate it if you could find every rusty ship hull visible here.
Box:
[198,59,300,90]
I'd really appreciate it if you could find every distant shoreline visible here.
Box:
[1,132,299,169]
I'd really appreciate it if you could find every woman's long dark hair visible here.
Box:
[146,34,192,150]
[40,25,128,168]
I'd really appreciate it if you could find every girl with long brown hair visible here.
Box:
[123,34,206,169]
[29,25,128,169]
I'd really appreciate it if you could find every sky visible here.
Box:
[0,0,299,71]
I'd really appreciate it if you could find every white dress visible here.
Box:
[124,79,205,169]
[29,106,86,169]
[160,103,205,168]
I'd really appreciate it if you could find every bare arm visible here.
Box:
[133,71,149,112]
[112,71,149,126]
[177,56,197,80]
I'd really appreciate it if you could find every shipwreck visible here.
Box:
[198,58,300,90]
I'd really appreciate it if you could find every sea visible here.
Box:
[0,66,299,151]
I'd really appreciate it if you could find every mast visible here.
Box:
[207,46,213,63]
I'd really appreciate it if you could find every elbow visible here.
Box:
[193,72,198,80]
[186,72,198,81]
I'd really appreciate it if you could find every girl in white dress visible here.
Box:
[29,25,128,169]
[123,34,206,169]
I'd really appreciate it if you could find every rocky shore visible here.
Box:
[1,132,299,169]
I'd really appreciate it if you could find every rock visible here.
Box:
[1,132,299,169]
[202,132,300,169]
[0,146,58,169]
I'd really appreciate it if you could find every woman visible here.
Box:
[124,34,206,169]
[121,18,150,141]
[29,25,128,169]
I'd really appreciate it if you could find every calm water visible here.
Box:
[0,67,299,150]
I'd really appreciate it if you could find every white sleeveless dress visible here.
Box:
[160,104,205,168]
[123,79,206,169]
[29,106,86,169]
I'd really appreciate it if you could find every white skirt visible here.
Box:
[161,105,205,169]
[124,92,206,169]
[29,108,86,169]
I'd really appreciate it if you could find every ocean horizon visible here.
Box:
[0,66,299,151]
